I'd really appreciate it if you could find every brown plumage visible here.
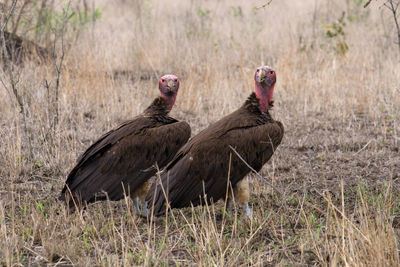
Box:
[60,75,190,213]
[146,66,284,217]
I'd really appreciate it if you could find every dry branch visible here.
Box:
[0,0,33,159]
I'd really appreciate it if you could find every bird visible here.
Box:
[59,74,191,215]
[146,66,284,218]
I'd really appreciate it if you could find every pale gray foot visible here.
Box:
[244,202,252,220]
[227,200,252,219]
[227,199,233,214]
[133,197,149,217]
[140,201,149,217]
[133,197,141,214]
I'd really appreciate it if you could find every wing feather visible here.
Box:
[148,114,284,215]
[61,119,190,205]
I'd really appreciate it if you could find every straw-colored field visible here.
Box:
[1,0,400,265]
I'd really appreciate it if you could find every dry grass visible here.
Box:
[1,0,400,265]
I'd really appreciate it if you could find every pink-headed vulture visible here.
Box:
[146,66,284,217]
[59,75,191,214]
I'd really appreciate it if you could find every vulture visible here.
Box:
[59,75,191,215]
[146,66,284,218]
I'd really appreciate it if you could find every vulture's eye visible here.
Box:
[161,79,165,82]
[174,79,178,82]
[256,69,259,73]
[269,71,274,75]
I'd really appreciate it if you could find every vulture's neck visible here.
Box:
[255,82,274,112]
[144,97,171,117]
[244,93,273,118]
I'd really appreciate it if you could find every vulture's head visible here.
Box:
[159,74,180,110]
[254,66,276,112]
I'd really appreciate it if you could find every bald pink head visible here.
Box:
[159,74,180,110]
[254,66,276,112]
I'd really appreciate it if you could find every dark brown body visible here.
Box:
[60,97,191,207]
[146,93,284,215]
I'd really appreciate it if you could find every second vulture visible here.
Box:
[146,66,284,218]
[59,75,191,214]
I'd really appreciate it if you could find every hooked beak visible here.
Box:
[256,69,267,83]
[167,80,175,92]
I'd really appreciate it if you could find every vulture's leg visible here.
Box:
[132,197,149,216]
[231,178,251,219]
[243,202,252,219]
[141,201,149,216]
[130,179,152,215]
[138,179,151,216]
[227,198,233,211]
[133,197,141,213]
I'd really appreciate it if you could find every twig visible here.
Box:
[364,0,373,8]
[255,0,273,9]
[352,140,373,156]
[229,145,298,236]
[0,0,18,32]
[1,0,34,159]
[229,145,283,196]
[384,0,400,60]
[11,0,29,36]
[318,189,372,245]
[50,2,69,132]
[365,1,400,60]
